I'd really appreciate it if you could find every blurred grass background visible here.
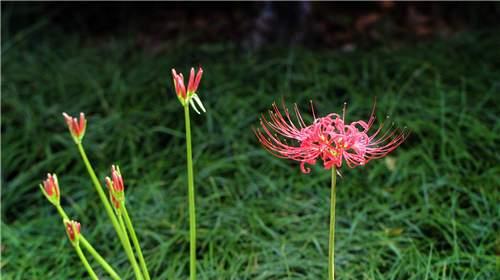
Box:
[1,3,499,280]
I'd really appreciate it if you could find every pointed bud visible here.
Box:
[170,66,204,109]
[64,219,81,245]
[187,67,196,94]
[62,112,87,144]
[192,67,203,93]
[172,68,186,100]
[40,173,60,206]
[111,165,124,192]
[105,164,125,211]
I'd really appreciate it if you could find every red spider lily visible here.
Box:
[255,102,407,173]
[40,173,60,205]
[62,112,87,143]
[65,219,81,244]
[105,165,125,210]
[171,67,206,113]
[328,108,407,168]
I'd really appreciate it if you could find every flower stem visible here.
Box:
[74,244,99,280]
[76,143,143,280]
[122,205,150,280]
[328,167,337,280]
[184,104,197,280]
[117,213,144,280]
[56,205,122,280]
[80,236,122,280]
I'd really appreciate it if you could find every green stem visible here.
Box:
[56,205,122,280]
[76,143,143,280]
[184,105,197,280]
[81,237,122,280]
[118,213,144,280]
[328,167,337,280]
[122,205,150,280]
[74,244,99,280]
[56,205,69,220]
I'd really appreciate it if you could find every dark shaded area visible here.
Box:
[3,1,500,51]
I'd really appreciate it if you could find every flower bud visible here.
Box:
[62,112,87,144]
[64,219,81,245]
[171,67,206,113]
[105,165,125,211]
[40,173,60,206]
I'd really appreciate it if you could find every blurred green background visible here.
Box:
[1,3,499,279]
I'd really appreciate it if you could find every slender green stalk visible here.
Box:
[328,167,337,280]
[118,213,144,280]
[74,244,99,280]
[56,205,69,220]
[76,143,143,280]
[56,205,122,280]
[122,205,150,280]
[80,237,122,280]
[184,105,197,280]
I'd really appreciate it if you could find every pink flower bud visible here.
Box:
[111,165,124,192]
[187,67,203,94]
[40,173,60,205]
[171,67,204,111]
[62,112,87,143]
[105,165,125,210]
[65,219,81,244]
[172,69,186,99]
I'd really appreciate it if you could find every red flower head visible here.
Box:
[64,219,81,245]
[105,165,125,210]
[255,101,407,173]
[62,112,87,144]
[171,67,206,114]
[40,173,60,206]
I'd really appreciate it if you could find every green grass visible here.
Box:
[2,22,499,279]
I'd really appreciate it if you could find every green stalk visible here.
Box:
[74,244,99,280]
[56,205,122,280]
[76,143,143,280]
[122,205,150,280]
[80,237,122,280]
[56,204,69,220]
[184,105,197,280]
[117,213,144,280]
[328,167,337,280]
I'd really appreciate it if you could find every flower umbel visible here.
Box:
[105,165,125,210]
[255,101,407,173]
[171,67,206,114]
[40,173,60,206]
[62,112,87,144]
[65,219,81,245]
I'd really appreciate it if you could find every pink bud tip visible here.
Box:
[42,173,60,202]
[62,112,87,142]
[65,220,81,242]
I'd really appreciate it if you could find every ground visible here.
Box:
[1,11,499,280]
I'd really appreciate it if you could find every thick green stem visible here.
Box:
[328,167,337,280]
[74,244,99,280]
[122,205,150,280]
[184,105,197,280]
[76,143,142,280]
[56,205,121,280]
[118,213,144,280]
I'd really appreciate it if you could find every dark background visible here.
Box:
[4,1,500,50]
